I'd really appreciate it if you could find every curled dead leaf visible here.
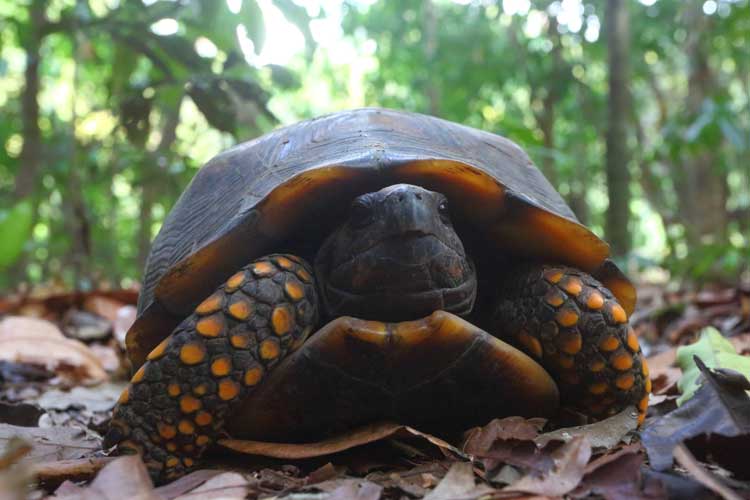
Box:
[218,421,465,460]
[0,316,107,385]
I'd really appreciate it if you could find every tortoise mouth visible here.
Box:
[319,234,478,322]
[226,311,559,442]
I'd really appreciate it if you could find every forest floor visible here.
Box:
[0,279,748,499]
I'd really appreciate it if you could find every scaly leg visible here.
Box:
[104,254,318,482]
[490,264,650,425]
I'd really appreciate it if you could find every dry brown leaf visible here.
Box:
[48,455,156,500]
[219,421,464,460]
[172,472,249,500]
[0,316,107,384]
[423,462,494,500]
[462,416,549,474]
[32,457,115,487]
[673,444,742,500]
[534,407,638,449]
[505,436,592,497]
[0,424,100,463]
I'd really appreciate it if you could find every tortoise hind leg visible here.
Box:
[489,264,650,425]
[104,254,318,482]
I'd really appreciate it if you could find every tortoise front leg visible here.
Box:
[104,254,318,482]
[490,264,650,425]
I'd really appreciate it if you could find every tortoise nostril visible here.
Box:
[398,194,404,202]
[415,193,423,200]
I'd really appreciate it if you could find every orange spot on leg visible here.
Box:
[210,356,232,377]
[225,271,246,291]
[196,292,223,315]
[608,303,628,324]
[518,331,543,358]
[218,379,240,401]
[259,339,280,360]
[168,384,181,397]
[195,411,212,426]
[118,387,130,404]
[230,334,250,349]
[272,306,293,336]
[599,336,620,352]
[555,309,579,327]
[586,291,604,310]
[196,315,224,337]
[560,333,582,355]
[147,337,170,361]
[561,277,583,296]
[611,352,634,371]
[228,296,253,320]
[284,280,305,301]
[638,395,650,412]
[131,365,146,384]
[180,343,206,365]
[626,329,640,352]
[251,261,275,277]
[616,373,635,390]
[244,366,264,386]
[589,382,608,395]
[180,395,202,414]
[158,423,177,440]
[274,256,295,270]
[543,269,563,284]
[178,420,195,434]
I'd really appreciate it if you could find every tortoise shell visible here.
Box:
[128,108,635,368]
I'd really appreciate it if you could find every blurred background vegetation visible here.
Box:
[0,0,748,293]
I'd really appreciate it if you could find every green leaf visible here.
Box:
[272,0,315,57]
[675,327,750,405]
[0,198,34,270]
[240,0,265,54]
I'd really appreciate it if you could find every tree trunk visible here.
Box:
[674,3,728,248]
[604,0,632,256]
[14,0,45,200]
[423,0,440,116]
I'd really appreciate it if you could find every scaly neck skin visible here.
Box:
[314,184,477,322]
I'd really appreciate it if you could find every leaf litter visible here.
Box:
[0,282,748,498]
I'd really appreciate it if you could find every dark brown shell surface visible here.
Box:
[128,108,635,367]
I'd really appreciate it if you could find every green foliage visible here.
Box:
[0,198,34,270]
[676,327,750,405]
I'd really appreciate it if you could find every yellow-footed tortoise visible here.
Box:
[106,108,650,481]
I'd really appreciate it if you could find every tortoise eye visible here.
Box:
[350,200,372,228]
[438,199,451,222]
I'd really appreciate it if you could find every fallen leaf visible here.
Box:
[675,327,750,405]
[36,384,123,413]
[0,402,43,427]
[49,455,155,500]
[673,444,743,500]
[534,407,638,449]
[423,462,494,500]
[642,357,750,471]
[32,457,115,488]
[173,472,249,500]
[62,310,112,341]
[505,436,592,497]
[326,479,383,500]
[572,444,666,500]
[219,421,464,460]
[462,416,549,473]
[0,316,107,384]
[152,470,222,500]
[0,424,100,463]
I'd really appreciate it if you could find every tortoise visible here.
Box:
[105,108,650,482]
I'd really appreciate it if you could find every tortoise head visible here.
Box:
[315,184,477,321]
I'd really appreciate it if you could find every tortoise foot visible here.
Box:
[104,254,318,482]
[491,264,650,425]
